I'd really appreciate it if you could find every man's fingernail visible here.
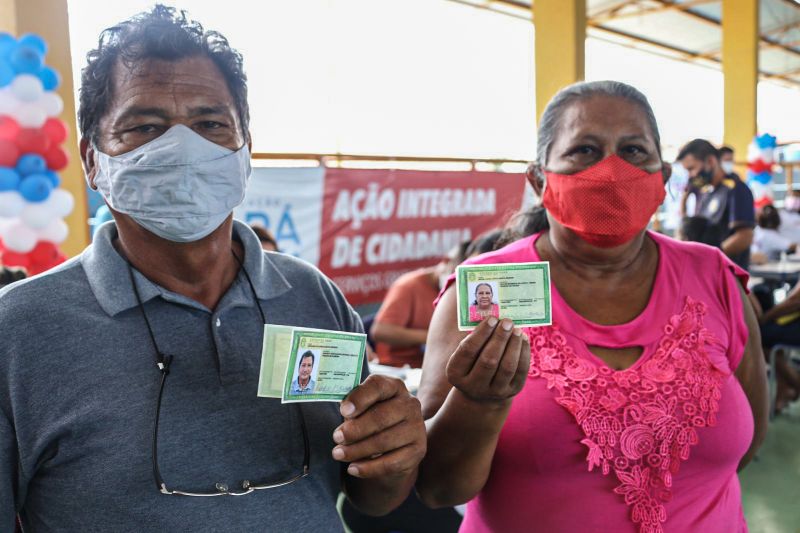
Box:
[340,402,355,417]
[332,446,345,460]
[333,429,344,443]
[347,465,360,477]
[513,327,522,336]
[502,319,513,331]
[488,316,499,327]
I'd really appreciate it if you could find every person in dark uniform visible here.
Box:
[677,139,755,269]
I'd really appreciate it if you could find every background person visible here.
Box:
[370,243,467,368]
[250,224,279,252]
[677,139,755,269]
[416,81,767,533]
[751,204,796,264]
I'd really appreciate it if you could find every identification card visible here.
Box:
[257,325,366,403]
[455,262,552,331]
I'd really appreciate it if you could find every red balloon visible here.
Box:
[1,249,31,270]
[44,145,69,171]
[748,159,772,174]
[0,139,20,167]
[43,118,68,145]
[28,241,57,264]
[16,128,51,155]
[0,117,20,141]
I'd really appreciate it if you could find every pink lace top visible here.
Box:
[439,231,753,533]
[469,304,500,322]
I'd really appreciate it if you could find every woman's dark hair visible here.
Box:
[0,266,27,287]
[757,204,781,230]
[465,229,503,258]
[472,282,493,306]
[498,80,662,246]
[78,4,250,145]
[250,225,279,251]
[298,350,315,369]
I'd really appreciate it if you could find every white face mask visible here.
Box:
[721,161,735,174]
[91,125,251,242]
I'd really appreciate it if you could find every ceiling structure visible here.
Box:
[447,0,800,88]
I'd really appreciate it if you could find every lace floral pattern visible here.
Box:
[525,297,727,533]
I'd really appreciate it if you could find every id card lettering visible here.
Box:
[456,262,552,331]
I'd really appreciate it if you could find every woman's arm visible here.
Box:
[735,283,769,470]
[760,281,800,324]
[415,287,530,508]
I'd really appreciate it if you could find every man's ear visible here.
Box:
[526,162,544,197]
[79,137,98,190]
[661,161,672,184]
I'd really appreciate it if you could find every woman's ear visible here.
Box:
[527,162,545,197]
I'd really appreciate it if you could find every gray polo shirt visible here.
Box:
[0,220,365,532]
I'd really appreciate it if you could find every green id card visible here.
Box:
[282,328,367,403]
[455,262,552,331]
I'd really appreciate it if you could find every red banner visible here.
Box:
[319,168,527,306]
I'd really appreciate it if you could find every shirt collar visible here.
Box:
[82,219,292,317]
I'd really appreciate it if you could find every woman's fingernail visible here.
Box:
[488,316,499,327]
[502,319,513,331]
[340,402,355,417]
[333,429,344,443]
[347,465,360,477]
[332,446,345,460]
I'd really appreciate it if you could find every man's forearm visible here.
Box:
[722,227,754,257]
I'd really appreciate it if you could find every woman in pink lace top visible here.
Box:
[416,81,768,533]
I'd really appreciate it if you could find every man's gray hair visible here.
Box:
[536,80,661,165]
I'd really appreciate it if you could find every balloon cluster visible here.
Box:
[0,32,72,275]
[746,133,777,209]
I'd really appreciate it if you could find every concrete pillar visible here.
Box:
[534,0,586,122]
[722,0,759,163]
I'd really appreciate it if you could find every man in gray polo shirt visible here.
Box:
[0,6,425,531]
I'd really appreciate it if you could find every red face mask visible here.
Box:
[542,155,666,248]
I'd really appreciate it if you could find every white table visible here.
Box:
[749,262,800,283]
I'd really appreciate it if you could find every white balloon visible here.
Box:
[13,102,47,128]
[10,74,44,102]
[47,189,74,217]
[20,202,57,229]
[0,88,17,115]
[38,218,68,244]
[0,191,25,218]
[760,149,775,164]
[747,143,762,163]
[1,221,38,253]
[39,92,63,117]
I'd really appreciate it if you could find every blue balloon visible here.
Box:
[0,59,13,87]
[44,170,60,187]
[0,33,15,59]
[9,44,43,75]
[16,154,47,177]
[38,65,60,91]
[755,133,777,150]
[0,167,21,191]
[18,34,47,56]
[751,171,773,185]
[19,174,53,202]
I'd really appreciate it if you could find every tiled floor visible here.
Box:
[740,402,800,533]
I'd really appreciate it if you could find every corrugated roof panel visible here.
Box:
[599,10,720,52]
[760,47,800,75]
